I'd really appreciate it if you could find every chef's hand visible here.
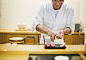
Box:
[56,30,64,39]
[47,31,56,42]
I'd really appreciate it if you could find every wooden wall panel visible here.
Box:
[0,34,4,44]
[64,35,74,45]
[75,35,84,45]
[64,34,84,45]
[38,35,41,43]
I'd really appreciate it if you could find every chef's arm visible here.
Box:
[36,24,56,42]
[55,27,71,39]
[63,27,71,35]
[36,24,50,35]
[36,24,49,34]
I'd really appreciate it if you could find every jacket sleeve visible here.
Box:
[32,5,44,32]
[66,8,75,35]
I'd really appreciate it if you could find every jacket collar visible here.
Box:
[50,2,65,20]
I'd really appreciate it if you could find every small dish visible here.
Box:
[5,43,11,45]
[12,43,17,45]
[54,56,69,60]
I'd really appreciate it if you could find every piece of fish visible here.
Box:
[45,43,56,47]
[51,43,55,47]
[45,43,51,47]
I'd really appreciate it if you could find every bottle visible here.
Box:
[28,57,32,60]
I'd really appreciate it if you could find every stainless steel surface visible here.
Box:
[29,54,83,60]
[37,56,83,60]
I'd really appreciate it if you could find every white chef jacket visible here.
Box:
[32,2,75,44]
[54,10,59,18]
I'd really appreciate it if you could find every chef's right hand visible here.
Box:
[47,31,56,42]
[55,30,64,39]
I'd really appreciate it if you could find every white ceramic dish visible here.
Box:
[5,43,11,45]
[12,43,17,45]
[54,56,69,60]
[9,37,24,40]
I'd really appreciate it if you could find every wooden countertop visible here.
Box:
[0,29,41,34]
[0,29,84,35]
[0,44,86,54]
[0,44,86,60]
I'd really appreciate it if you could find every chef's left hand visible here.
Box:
[55,30,64,39]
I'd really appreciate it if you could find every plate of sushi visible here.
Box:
[43,36,66,49]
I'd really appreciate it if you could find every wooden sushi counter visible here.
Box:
[0,44,86,60]
[0,29,85,45]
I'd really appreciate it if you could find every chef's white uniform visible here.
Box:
[32,2,75,44]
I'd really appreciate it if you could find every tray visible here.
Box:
[43,36,66,49]
[45,44,66,49]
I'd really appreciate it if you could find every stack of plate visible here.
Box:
[9,37,24,44]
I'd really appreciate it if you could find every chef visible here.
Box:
[32,0,75,44]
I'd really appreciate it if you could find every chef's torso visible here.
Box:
[33,2,75,44]
[40,3,68,44]
[42,2,68,32]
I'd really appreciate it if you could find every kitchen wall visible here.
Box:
[79,0,86,44]
[80,0,86,32]
[0,0,50,29]
[0,0,86,30]
[0,0,1,28]
[65,0,80,23]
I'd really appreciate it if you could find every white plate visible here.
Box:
[9,37,24,40]
[54,56,69,60]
